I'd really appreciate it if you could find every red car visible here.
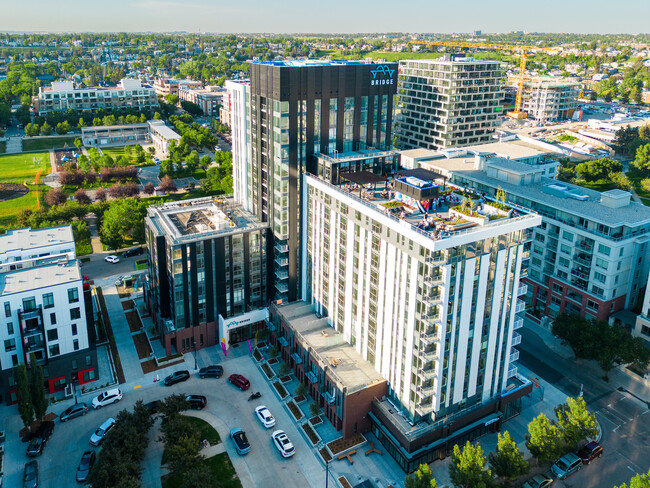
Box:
[228,374,250,391]
[578,441,603,464]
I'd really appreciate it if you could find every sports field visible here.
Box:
[0,152,51,183]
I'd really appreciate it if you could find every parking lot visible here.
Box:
[0,351,325,488]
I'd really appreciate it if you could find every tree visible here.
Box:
[611,172,632,190]
[199,155,211,170]
[44,187,68,206]
[632,144,650,174]
[309,402,322,417]
[75,189,91,205]
[95,187,107,202]
[160,175,177,193]
[295,382,308,397]
[143,182,155,195]
[279,362,291,376]
[488,431,529,481]
[639,125,650,141]
[525,413,564,463]
[613,467,650,488]
[14,363,34,428]
[29,353,47,421]
[74,137,83,150]
[40,121,52,136]
[448,441,494,488]
[99,198,147,249]
[555,396,599,449]
[405,464,438,488]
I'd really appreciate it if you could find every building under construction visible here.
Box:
[508,76,580,124]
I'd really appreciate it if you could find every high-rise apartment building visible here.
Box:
[0,227,98,403]
[225,79,251,211]
[145,197,272,355]
[507,76,580,123]
[395,55,504,151]
[246,60,398,302]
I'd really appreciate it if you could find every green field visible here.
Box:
[100,146,129,159]
[22,136,77,152]
[0,152,51,183]
[0,185,41,227]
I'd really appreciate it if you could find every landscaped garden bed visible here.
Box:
[338,476,353,488]
[253,349,263,362]
[125,310,143,333]
[261,363,275,379]
[309,415,322,425]
[294,395,306,403]
[318,447,332,463]
[327,433,366,456]
[272,381,289,399]
[132,333,153,359]
[121,300,135,311]
[280,375,291,383]
[287,400,304,421]
[268,358,278,364]
[141,358,184,374]
[301,422,320,445]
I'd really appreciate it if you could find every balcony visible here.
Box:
[517,284,528,296]
[290,352,303,365]
[322,391,336,405]
[573,254,592,266]
[418,384,435,397]
[267,323,276,332]
[515,299,526,314]
[576,241,594,252]
[306,371,319,384]
[520,267,529,278]
[275,242,288,253]
[424,309,441,323]
[415,401,434,416]
[511,332,522,346]
[418,366,438,380]
[275,269,288,280]
[425,254,446,266]
[509,349,520,363]
[275,257,288,267]
[424,274,443,286]
[275,282,288,293]
[20,308,42,321]
[507,366,518,378]
[277,336,289,348]
[418,349,437,363]
[424,294,443,307]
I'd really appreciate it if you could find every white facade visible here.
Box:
[633,271,650,344]
[226,80,251,211]
[148,120,182,155]
[508,77,580,123]
[302,174,541,419]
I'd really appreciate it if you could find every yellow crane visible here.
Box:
[407,40,561,119]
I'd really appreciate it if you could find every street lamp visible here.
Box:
[325,458,329,488]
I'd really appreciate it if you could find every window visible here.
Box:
[70,308,81,320]
[595,258,608,270]
[49,344,60,357]
[68,288,79,303]
[83,369,96,382]
[6,322,13,335]
[50,313,56,325]
[22,297,36,312]
[71,323,77,335]
[71,359,78,370]
[73,339,79,351]
[47,329,58,341]
[552,283,563,294]
[586,300,599,311]
[4,338,16,352]
[560,244,571,254]
[594,271,606,283]
[85,355,92,366]
[598,244,611,256]
[43,293,54,309]
[562,231,574,242]
[4,302,11,317]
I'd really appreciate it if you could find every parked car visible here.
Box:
[76,450,96,483]
[26,436,46,457]
[23,460,39,488]
[90,418,116,446]
[164,370,190,386]
[522,474,553,488]
[230,428,251,455]
[91,388,122,409]
[145,400,162,415]
[551,452,583,479]
[578,441,603,464]
[228,373,250,391]
[186,395,207,410]
[122,247,144,258]
[60,403,88,422]
[254,405,276,428]
[104,255,120,263]
[198,365,223,379]
[272,430,295,458]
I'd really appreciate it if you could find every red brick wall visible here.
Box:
[341,380,388,438]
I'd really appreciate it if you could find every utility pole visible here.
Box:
[325,458,329,488]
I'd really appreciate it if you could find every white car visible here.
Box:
[255,405,276,428]
[90,417,115,446]
[91,388,122,409]
[104,255,120,264]
[271,430,295,458]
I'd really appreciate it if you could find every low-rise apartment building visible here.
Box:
[34,79,158,115]
[178,85,223,117]
[0,227,98,404]
[414,149,650,322]
[153,78,202,97]
[145,197,272,356]
[81,123,150,147]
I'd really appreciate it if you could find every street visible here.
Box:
[518,324,650,487]
[81,252,145,280]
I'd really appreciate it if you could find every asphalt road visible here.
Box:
[518,327,650,487]
[81,252,145,281]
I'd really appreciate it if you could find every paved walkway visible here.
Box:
[4,136,22,153]
[86,213,105,254]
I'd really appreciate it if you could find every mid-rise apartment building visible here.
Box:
[153,78,202,97]
[414,149,650,322]
[246,59,398,302]
[145,197,272,355]
[633,271,650,344]
[178,85,223,116]
[225,80,251,210]
[508,76,580,123]
[294,169,541,471]
[34,79,158,115]
[0,227,98,404]
[395,55,505,151]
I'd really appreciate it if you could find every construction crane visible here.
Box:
[407,40,561,119]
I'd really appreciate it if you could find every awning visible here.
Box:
[341,171,387,186]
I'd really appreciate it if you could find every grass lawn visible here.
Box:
[100,146,129,159]
[574,179,617,192]
[75,237,93,256]
[0,152,51,183]
[22,136,77,152]
[184,415,221,444]
[162,452,241,488]
[0,185,41,227]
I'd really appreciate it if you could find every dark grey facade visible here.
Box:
[248,60,398,302]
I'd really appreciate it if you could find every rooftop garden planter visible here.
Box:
[272,381,289,399]
[261,363,275,379]
[287,400,304,421]
[302,422,320,446]
[326,433,367,456]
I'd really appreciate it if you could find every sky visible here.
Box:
[2,0,649,34]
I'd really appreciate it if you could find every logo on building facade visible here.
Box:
[370,65,395,86]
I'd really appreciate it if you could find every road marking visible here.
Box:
[628,466,636,472]
[133,385,141,389]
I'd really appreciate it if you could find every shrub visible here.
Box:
[74,189,91,205]
[44,188,67,206]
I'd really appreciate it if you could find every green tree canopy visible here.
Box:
[29,353,48,421]
[487,431,529,480]
[405,464,438,488]
[99,198,147,250]
[613,467,650,488]
[556,396,598,449]
[525,413,564,463]
[449,441,494,488]
[14,363,33,428]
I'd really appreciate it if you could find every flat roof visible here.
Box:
[342,171,387,185]
[0,226,74,255]
[254,59,397,68]
[274,301,384,394]
[469,141,546,160]
[148,122,181,140]
[0,260,81,296]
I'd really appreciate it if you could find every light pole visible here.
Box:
[325,458,329,488]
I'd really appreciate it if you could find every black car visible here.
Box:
[186,395,207,410]
[26,436,46,457]
[122,247,144,258]
[164,370,190,386]
[60,403,89,422]
[145,400,162,415]
[76,450,96,483]
[24,460,39,488]
[198,365,223,379]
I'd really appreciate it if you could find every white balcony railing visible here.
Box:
[507,366,518,378]
[515,299,526,314]
[513,317,524,330]
[509,349,520,363]
[517,284,528,296]
[511,332,522,346]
